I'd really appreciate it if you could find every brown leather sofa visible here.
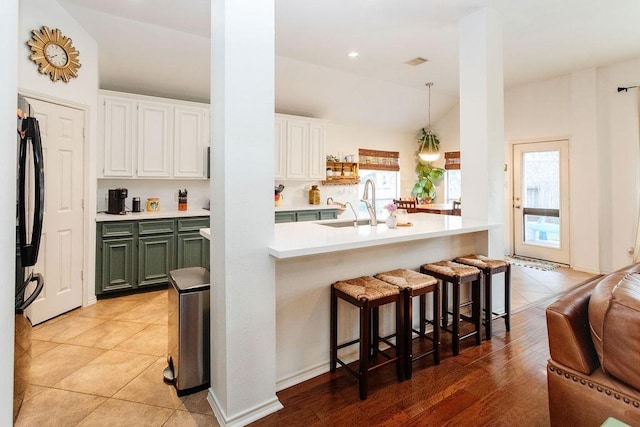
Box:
[546,264,640,426]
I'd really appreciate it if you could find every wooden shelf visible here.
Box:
[323,162,359,185]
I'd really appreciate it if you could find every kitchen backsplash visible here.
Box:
[274,180,362,219]
[97,180,210,213]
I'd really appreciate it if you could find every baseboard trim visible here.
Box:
[207,388,283,427]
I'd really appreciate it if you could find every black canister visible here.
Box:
[132,197,141,212]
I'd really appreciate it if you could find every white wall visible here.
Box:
[434,55,640,273]
[19,0,99,304]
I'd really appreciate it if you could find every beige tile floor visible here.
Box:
[16,264,595,426]
[16,290,219,427]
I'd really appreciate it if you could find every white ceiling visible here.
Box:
[57,0,640,131]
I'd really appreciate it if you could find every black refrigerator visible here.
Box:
[14,106,45,422]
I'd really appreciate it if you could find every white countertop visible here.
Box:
[269,213,500,259]
[96,208,210,222]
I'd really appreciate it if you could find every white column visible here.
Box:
[459,8,505,258]
[1,0,18,423]
[208,1,282,425]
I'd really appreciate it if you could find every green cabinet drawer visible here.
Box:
[297,211,320,222]
[177,217,210,232]
[138,219,175,235]
[320,210,338,220]
[275,212,297,223]
[101,222,135,237]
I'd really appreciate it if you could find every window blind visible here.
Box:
[358,149,399,171]
[444,151,460,170]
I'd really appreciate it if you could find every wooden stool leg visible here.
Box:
[359,299,370,400]
[452,280,460,356]
[397,294,405,382]
[505,265,511,331]
[442,280,449,329]
[433,285,441,365]
[419,294,426,336]
[372,307,380,356]
[330,286,337,372]
[473,278,481,345]
[484,271,493,340]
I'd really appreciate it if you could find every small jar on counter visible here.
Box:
[308,185,320,205]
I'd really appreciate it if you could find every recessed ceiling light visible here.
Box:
[405,57,428,66]
[347,51,359,58]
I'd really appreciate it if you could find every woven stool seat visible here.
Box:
[333,276,399,300]
[421,260,480,278]
[454,254,511,340]
[375,269,437,291]
[455,254,508,270]
[375,269,440,378]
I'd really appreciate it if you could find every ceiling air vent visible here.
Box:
[405,57,428,66]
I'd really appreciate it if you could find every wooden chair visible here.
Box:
[452,200,461,216]
[393,198,417,213]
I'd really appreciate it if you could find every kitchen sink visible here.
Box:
[318,219,371,228]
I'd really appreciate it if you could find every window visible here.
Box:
[358,169,400,217]
[444,151,461,203]
[358,149,400,217]
[446,170,461,203]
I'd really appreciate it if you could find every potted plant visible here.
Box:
[412,129,445,202]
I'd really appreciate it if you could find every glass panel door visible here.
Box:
[513,140,570,264]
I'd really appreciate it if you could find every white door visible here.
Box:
[285,119,309,179]
[25,98,84,325]
[513,140,570,264]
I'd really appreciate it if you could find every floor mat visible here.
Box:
[506,255,564,271]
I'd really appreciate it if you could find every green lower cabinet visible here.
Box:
[96,216,210,296]
[177,233,209,269]
[138,235,175,287]
[101,237,135,293]
[275,209,338,223]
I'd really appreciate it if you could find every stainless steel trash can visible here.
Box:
[164,267,210,396]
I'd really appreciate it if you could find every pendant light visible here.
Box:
[418,82,440,162]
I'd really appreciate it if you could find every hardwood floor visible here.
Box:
[251,277,592,427]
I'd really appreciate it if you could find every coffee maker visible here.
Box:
[107,188,128,214]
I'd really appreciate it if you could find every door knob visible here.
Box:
[514,204,521,209]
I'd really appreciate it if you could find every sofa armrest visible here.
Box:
[546,279,601,375]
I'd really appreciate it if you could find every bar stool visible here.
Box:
[420,261,482,355]
[455,254,511,340]
[375,269,440,379]
[330,276,404,400]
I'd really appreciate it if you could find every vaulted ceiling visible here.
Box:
[58,0,640,131]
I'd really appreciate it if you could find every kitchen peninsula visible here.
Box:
[204,212,499,391]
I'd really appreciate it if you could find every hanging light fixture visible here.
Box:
[418,82,440,162]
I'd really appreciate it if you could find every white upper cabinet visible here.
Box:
[100,96,135,177]
[308,123,326,179]
[276,114,326,180]
[137,101,172,177]
[274,116,287,180]
[173,105,209,178]
[98,90,209,179]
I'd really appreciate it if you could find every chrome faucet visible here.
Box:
[326,197,334,204]
[361,178,377,226]
[344,202,358,227]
